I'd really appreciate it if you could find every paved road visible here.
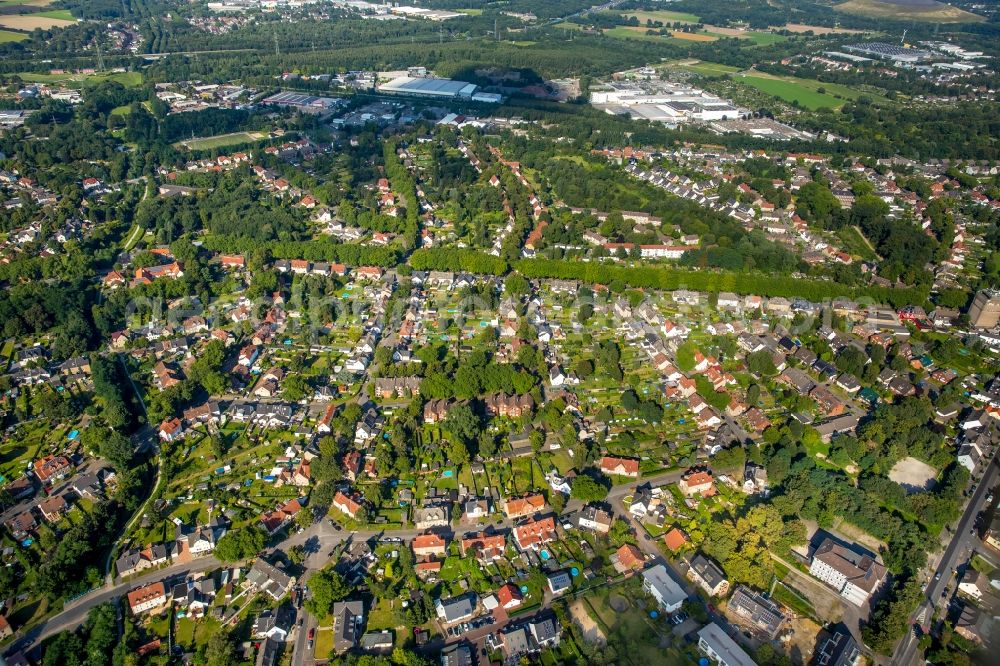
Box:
[6,467,682,662]
[889,457,998,666]
[6,556,219,657]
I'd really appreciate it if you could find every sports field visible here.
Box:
[835,0,985,22]
[176,131,267,151]
[743,32,787,46]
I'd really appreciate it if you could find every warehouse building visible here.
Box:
[377,76,502,103]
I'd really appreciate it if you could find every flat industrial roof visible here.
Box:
[379,76,477,97]
[264,91,319,105]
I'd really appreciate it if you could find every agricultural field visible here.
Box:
[835,0,986,22]
[0,29,25,42]
[604,26,677,42]
[666,31,718,43]
[0,14,75,30]
[620,10,701,24]
[176,131,268,151]
[782,22,870,34]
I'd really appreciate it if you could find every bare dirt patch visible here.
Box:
[786,616,822,663]
[889,456,938,494]
[569,598,606,645]
[669,31,717,42]
[0,14,74,29]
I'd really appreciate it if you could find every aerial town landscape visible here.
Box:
[0,1,999,666]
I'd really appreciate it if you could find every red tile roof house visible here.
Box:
[220,254,245,269]
[496,583,523,609]
[664,527,689,552]
[332,491,362,519]
[412,533,448,557]
[513,516,557,551]
[415,560,443,579]
[678,468,716,497]
[460,532,507,562]
[158,417,185,442]
[127,582,167,615]
[612,543,645,573]
[260,498,303,536]
[502,493,546,519]
[600,456,640,478]
[33,455,71,485]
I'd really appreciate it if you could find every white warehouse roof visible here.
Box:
[379,76,478,98]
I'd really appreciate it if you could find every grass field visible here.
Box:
[0,29,26,42]
[175,131,267,151]
[0,0,55,5]
[838,225,879,260]
[671,60,741,76]
[738,75,846,109]
[604,26,673,42]
[835,0,985,22]
[17,70,143,88]
[743,31,787,46]
[783,22,869,34]
[736,71,883,109]
[621,10,701,23]
[33,9,74,20]
[456,8,481,15]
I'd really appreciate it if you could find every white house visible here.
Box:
[808,538,886,606]
[641,564,686,613]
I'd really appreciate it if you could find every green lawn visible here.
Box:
[672,60,741,76]
[744,31,787,46]
[34,9,74,20]
[604,26,672,42]
[0,30,26,42]
[837,226,878,261]
[17,70,143,88]
[736,74,852,110]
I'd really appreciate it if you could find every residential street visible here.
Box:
[5,467,684,663]
[889,456,998,666]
